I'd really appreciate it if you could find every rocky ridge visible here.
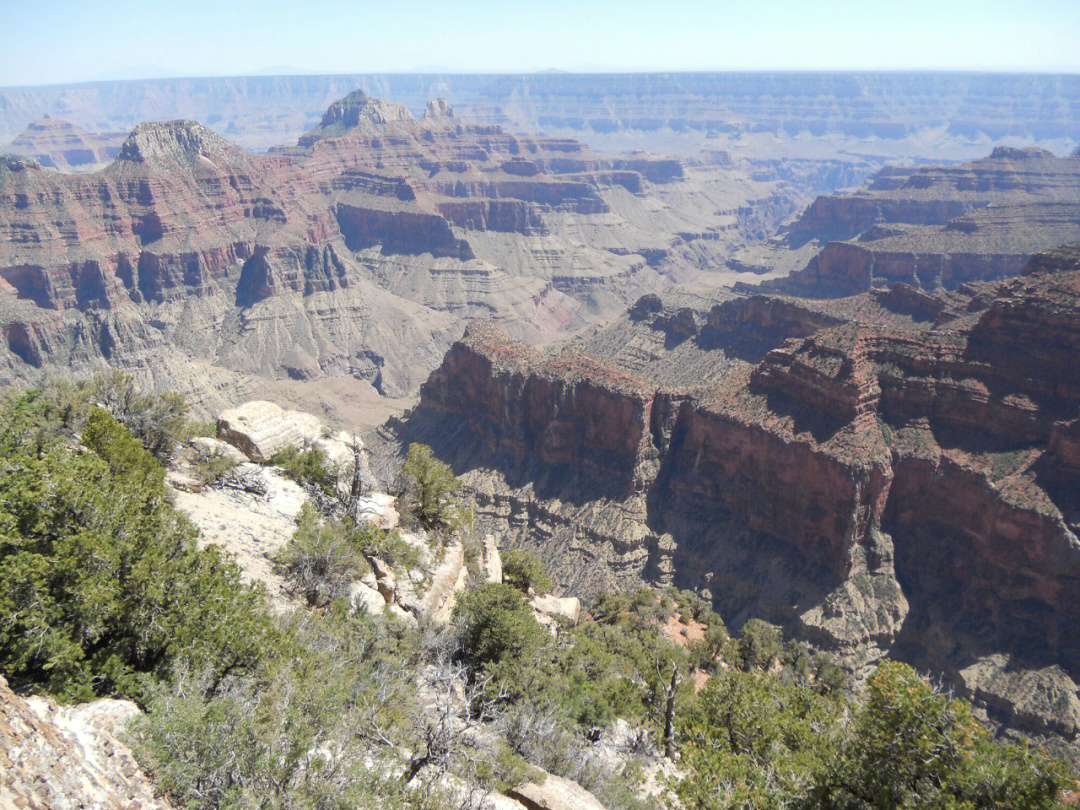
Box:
[1,72,1078,157]
[372,243,1080,759]
[0,90,799,417]
[737,147,1080,297]
[1,116,125,173]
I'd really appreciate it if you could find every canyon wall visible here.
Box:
[382,244,1080,752]
[1,91,804,412]
[3,72,1079,154]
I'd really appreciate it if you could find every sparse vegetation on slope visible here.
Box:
[0,378,1071,809]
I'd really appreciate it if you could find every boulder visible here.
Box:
[356,492,400,529]
[481,533,503,584]
[530,594,581,625]
[190,435,247,463]
[313,430,362,469]
[388,604,417,625]
[217,400,324,463]
[370,557,397,603]
[348,581,388,615]
[507,772,607,810]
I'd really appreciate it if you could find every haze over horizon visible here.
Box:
[3,0,1079,88]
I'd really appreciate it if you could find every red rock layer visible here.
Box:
[414,245,1080,664]
[775,148,1080,296]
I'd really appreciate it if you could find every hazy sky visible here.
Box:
[2,0,1079,87]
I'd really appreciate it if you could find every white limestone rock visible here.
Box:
[481,533,503,584]
[217,400,324,463]
[530,593,581,625]
[348,581,388,615]
[190,435,247,464]
[507,772,607,810]
[356,492,400,529]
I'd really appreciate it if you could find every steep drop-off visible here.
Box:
[374,244,1080,758]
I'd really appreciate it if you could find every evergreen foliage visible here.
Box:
[271,443,339,495]
[0,393,272,701]
[501,549,554,595]
[0,386,1068,809]
[276,503,370,606]
[396,443,468,532]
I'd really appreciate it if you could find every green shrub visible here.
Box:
[781,639,813,684]
[396,443,468,532]
[502,549,554,595]
[813,654,848,697]
[811,660,1070,808]
[737,618,783,671]
[82,406,166,496]
[190,448,238,487]
[453,583,550,671]
[277,504,370,607]
[0,394,273,701]
[187,419,218,438]
[674,670,844,809]
[128,610,420,810]
[687,622,732,672]
[90,370,190,461]
[271,444,339,495]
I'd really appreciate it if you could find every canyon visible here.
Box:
[735,145,1080,295]
[2,115,124,172]
[3,73,1080,770]
[372,242,1080,760]
[2,72,1079,160]
[0,90,812,421]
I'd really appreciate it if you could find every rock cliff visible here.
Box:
[751,148,1080,297]
[0,673,171,809]
[2,72,1078,157]
[0,90,796,416]
[2,116,124,173]
[375,243,1080,758]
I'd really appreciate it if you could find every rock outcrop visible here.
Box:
[0,89,794,415]
[507,773,607,810]
[753,148,1080,297]
[1,674,171,810]
[217,400,326,462]
[375,243,1080,756]
[2,116,124,173]
[170,461,309,611]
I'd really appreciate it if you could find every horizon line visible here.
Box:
[4,66,1080,91]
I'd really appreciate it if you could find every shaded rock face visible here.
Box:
[760,149,1080,297]
[379,244,1080,753]
[0,674,171,810]
[419,323,654,496]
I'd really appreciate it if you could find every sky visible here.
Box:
[2,0,1079,87]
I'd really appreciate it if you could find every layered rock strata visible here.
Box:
[0,91,794,412]
[741,147,1080,296]
[376,244,1080,755]
[0,674,171,810]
